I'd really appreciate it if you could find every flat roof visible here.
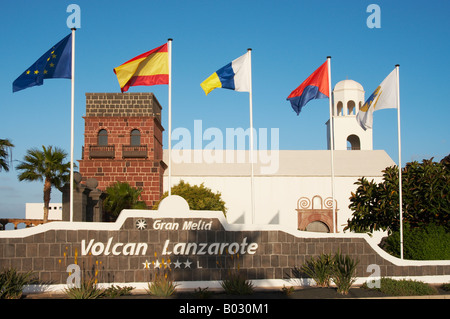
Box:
[162,150,395,177]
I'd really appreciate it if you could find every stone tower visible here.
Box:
[326,79,373,150]
[78,93,166,208]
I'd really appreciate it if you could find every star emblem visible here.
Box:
[136,219,147,230]
[183,259,192,269]
[142,260,151,269]
[173,259,182,268]
[153,259,161,269]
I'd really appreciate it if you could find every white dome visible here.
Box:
[334,79,364,92]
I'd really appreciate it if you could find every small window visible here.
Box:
[98,129,108,146]
[130,129,141,146]
[336,101,343,116]
[347,100,356,115]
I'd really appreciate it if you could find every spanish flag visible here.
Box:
[113,43,169,93]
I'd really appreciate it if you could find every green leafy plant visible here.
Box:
[64,277,105,299]
[441,283,450,292]
[146,254,178,297]
[346,158,449,234]
[382,223,450,260]
[362,278,437,296]
[220,273,254,295]
[193,287,214,299]
[297,252,359,294]
[300,253,334,287]
[0,138,14,172]
[16,145,72,223]
[103,181,147,219]
[147,273,177,297]
[103,285,134,298]
[153,180,227,216]
[218,252,254,295]
[0,268,36,299]
[281,285,295,295]
[331,251,359,295]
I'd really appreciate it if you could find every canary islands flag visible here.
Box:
[356,68,398,130]
[286,61,329,115]
[114,43,169,93]
[200,53,250,95]
[13,33,72,93]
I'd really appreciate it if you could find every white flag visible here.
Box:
[357,68,398,130]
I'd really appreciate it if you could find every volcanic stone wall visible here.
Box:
[0,214,449,285]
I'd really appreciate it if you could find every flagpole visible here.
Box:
[396,64,403,259]
[70,28,76,222]
[327,56,336,233]
[168,39,173,196]
[248,48,255,224]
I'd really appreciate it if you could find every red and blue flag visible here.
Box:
[287,61,329,115]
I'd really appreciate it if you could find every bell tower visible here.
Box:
[78,93,166,208]
[327,79,373,150]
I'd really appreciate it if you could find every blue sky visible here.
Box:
[1,0,449,219]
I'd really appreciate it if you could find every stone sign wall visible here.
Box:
[0,196,449,291]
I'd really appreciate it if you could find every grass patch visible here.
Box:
[0,268,37,299]
[362,278,437,296]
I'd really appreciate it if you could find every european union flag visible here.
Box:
[13,33,72,93]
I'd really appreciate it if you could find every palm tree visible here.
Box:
[16,145,71,223]
[0,139,14,172]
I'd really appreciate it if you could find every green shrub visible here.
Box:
[297,252,359,294]
[331,251,359,295]
[0,268,36,299]
[300,253,334,287]
[383,223,450,260]
[103,285,134,298]
[220,273,254,295]
[218,250,253,295]
[64,277,105,299]
[193,287,214,299]
[346,158,449,234]
[441,283,450,291]
[103,181,147,219]
[153,180,227,216]
[363,278,437,296]
[147,273,177,297]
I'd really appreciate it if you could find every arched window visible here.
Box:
[347,100,356,115]
[347,134,360,150]
[336,101,343,116]
[98,129,108,146]
[130,129,141,146]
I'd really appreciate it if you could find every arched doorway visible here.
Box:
[347,134,360,150]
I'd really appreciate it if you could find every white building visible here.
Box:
[163,80,394,240]
[25,203,63,221]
